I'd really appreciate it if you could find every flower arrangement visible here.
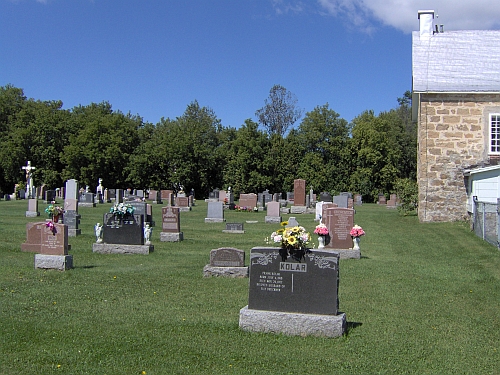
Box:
[234,205,255,212]
[46,221,57,234]
[44,204,64,217]
[350,224,365,237]
[110,202,135,216]
[314,223,329,236]
[270,221,311,262]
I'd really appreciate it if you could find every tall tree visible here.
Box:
[292,103,351,193]
[61,102,142,190]
[255,84,302,136]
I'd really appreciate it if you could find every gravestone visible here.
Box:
[238,193,257,209]
[79,192,95,207]
[21,222,69,255]
[63,210,81,237]
[175,196,191,211]
[293,179,306,206]
[93,213,153,254]
[265,201,282,224]
[286,192,294,203]
[130,201,153,226]
[258,190,273,208]
[323,207,358,258]
[148,190,162,204]
[319,192,332,202]
[115,189,124,203]
[18,189,26,199]
[205,201,225,223]
[222,222,244,234]
[161,190,173,202]
[315,201,324,221]
[160,206,183,242]
[44,190,56,204]
[218,190,227,203]
[333,195,348,208]
[26,198,40,217]
[108,188,116,201]
[239,247,345,337]
[387,194,398,208]
[64,179,80,236]
[354,194,362,206]
[203,247,248,278]
[378,194,387,205]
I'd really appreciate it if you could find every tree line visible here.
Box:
[0,84,416,202]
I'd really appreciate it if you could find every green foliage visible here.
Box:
[0,85,417,200]
[393,178,418,215]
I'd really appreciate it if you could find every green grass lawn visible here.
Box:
[1,199,499,374]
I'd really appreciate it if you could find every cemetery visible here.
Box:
[1,197,500,374]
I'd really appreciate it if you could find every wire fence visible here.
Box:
[472,197,500,248]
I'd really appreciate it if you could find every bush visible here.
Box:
[393,178,418,215]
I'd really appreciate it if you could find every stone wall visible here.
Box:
[417,93,500,222]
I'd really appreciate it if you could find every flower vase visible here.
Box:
[318,235,325,249]
[52,215,59,223]
[353,236,360,251]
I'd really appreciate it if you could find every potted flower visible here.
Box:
[349,224,365,250]
[44,203,64,222]
[109,202,135,217]
[270,221,311,262]
[313,222,329,249]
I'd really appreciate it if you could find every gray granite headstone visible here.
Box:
[333,195,348,208]
[210,247,245,267]
[205,201,224,222]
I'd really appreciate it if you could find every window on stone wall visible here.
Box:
[490,114,500,154]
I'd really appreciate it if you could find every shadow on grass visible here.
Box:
[345,321,363,336]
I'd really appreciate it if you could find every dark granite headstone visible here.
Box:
[45,190,56,203]
[210,247,245,267]
[248,247,339,315]
[320,192,332,202]
[102,213,144,245]
[79,192,94,204]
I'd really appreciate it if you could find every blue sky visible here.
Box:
[2,0,500,128]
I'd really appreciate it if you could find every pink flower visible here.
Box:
[45,221,57,234]
[314,223,329,236]
[350,225,365,237]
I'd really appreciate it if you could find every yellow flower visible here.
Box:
[287,236,297,245]
[280,221,288,226]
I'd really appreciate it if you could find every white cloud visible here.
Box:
[317,0,500,33]
[272,0,305,15]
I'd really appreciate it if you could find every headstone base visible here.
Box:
[290,206,307,214]
[79,203,96,207]
[25,211,40,217]
[222,229,245,234]
[239,306,346,338]
[265,216,282,224]
[204,218,225,223]
[92,243,153,255]
[204,198,218,202]
[178,207,191,212]
[324,248,361,259]
[280,207,290,214]
[203,265,248,278]
[68,229,81,237]
[160,232,183,242]
[34,254,73,271]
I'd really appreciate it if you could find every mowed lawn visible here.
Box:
[1,199,499,375]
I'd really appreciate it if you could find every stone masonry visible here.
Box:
[417,93,500,222]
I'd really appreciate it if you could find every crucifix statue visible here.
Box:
[22,161,35,199]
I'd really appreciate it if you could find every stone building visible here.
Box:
[412,10,500,222]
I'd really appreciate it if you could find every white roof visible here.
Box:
[463,164,500,176]
[412,30,500,92]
